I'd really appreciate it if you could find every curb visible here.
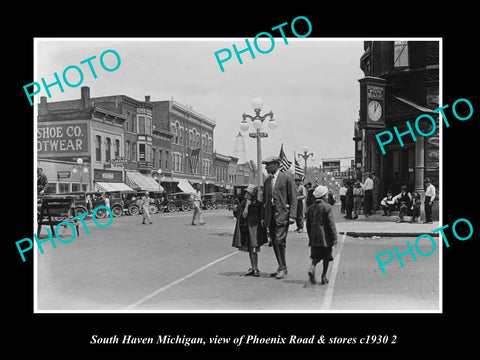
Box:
[339,231,439,238]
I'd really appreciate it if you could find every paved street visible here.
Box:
[36,204,440,312]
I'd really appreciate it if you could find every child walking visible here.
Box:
[306,185,338,285]
[231,185,268,277]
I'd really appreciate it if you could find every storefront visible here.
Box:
[38,159,91,194]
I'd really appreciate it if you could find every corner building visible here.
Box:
[355,41,439,207]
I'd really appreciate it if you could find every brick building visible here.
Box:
[149,99,216,193]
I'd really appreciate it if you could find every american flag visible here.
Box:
[279,144,292,172]
[189,147,201,173]
[294,156,304,180]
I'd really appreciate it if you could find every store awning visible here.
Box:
[95,182,135,192]
[126,171,165,192]
[393,95,433,113]
[177,178,196,194]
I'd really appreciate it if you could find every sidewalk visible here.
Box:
[335,210,440,238]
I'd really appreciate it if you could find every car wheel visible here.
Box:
[181,203,190,212]
[128,204,140,216]
[149,204,159,214]
[74,206,88,216]
[167,203,177,212]
[111,205,123,217]
[93,207,107,219]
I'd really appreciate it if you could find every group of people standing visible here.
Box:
[339,171,436,224]
[232,156,338,285]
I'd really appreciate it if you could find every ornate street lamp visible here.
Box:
[298,145,314,179]
[72,158,89,190]
[240,98,276,200]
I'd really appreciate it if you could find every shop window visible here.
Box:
[59,183,70,193]
[81,184,88,192]
[72,183,80,192]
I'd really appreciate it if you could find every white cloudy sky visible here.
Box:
[35,38,365,170]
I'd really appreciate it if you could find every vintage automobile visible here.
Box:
[147,191,166,214]
[201,193,217,210]
[104,190,138,216]
[50,191,109,218]
[160,192,193,212]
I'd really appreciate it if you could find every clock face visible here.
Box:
[368,100,382,121]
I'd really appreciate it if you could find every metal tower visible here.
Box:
[233,131,248,163]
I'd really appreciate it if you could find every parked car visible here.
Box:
[104,190,138,216]
[161,192,193,212]
[201,193,217,210]
[147,191,166,214]
[54,191,109,218]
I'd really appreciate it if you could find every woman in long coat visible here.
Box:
[231,185,268,277]
[306,185,338,285]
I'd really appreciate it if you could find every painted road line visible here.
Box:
[124,251,240,310]
[321,232,346,310]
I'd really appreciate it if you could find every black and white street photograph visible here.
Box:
[33,38,441,312]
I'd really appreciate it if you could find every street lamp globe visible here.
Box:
[157,168,162,175]
[252,118,262,129]
[72,168,78,174]
[268,118,277,130]
[240,121,249,131]
[251,97,264,110]
[83,167,89,173]
[303,145,309,153]
[76,158,83,165]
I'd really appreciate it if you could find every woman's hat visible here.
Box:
[244,184,258,196]
[313,185,328,199]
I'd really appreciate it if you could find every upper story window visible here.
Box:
[393,41,409,67]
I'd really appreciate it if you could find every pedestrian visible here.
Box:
[327,190,335,206]
[306,183,316,209]
[352,180,363,220]
[344,180,354,220]
[371,171,381,212]
[394,185,412,223]
[339,181,347,214]
[411,191,421,223]
[104,194,110,208]
[303,182,312,218]
[294,177,307,233]
[424,178,436,224]
[140,191,152,225]
[37,167,49,195]
[306,185,338,285]
[232,185,268,277]
[380,191,395,216]
[191,183,206,225]
[261,155,297,280]
[363,172,374,216]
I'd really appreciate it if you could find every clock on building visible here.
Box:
[358,77,387,129]
[368,100,382,121]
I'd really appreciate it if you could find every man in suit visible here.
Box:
[261,156,297,279]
